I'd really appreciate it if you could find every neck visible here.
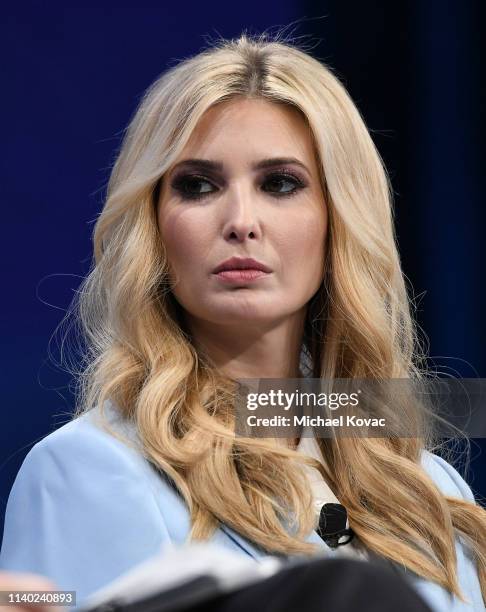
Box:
[184,309,307,380]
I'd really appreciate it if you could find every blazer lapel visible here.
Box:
[219,524,268,561]
[219,523,333,561]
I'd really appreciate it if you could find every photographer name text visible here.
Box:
[246,414,386,428]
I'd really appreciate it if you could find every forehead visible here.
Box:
[179,97,315,161]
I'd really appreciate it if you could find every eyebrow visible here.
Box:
[170,157,311,176]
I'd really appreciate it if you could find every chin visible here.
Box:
[202,304,278,324]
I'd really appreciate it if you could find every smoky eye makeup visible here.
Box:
[170,167,308,201]
[170,173,219,200]
[261,169,307,196]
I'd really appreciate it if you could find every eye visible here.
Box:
[261,172,306,198]
[171,174,217,200]
[170,170,307,202]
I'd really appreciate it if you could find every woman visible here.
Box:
[1,32,485,611]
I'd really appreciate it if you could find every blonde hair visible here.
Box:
[63,30,486,603]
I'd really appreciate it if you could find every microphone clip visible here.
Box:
[316,503,355,549]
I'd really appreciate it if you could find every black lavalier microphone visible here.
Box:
[316,503,355,549]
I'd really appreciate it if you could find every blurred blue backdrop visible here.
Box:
[1,1,485,538]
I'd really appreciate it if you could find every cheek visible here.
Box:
[278,210,327,264]
[159,210,207,270]
[277,215,327,294]
[304,219,327,258]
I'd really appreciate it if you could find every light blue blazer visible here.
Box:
[1,402,484,611]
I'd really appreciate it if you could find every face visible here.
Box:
[156,97,328,332]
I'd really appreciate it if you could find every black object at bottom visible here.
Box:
[197,557,434,612]
[86,556,433,612]
[86,575,221,612]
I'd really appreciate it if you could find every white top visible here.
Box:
[295,426,368,559]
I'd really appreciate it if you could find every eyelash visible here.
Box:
[171,170,307,201]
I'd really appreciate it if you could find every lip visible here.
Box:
[214,269,270,283]
[212,256,272,274]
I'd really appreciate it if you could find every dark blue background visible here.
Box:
[2,2,485,538]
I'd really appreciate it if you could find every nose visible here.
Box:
[221,182,261,242]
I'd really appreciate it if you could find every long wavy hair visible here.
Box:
[63,31,486,603]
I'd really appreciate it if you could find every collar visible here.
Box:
[296,426,341,510]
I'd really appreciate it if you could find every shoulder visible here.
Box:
[420,449,476,503]
[0,402,182,603]
[20,401,159,488]
[413,450,484,611]
[29,400,141,458]
[9,400,189,525]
